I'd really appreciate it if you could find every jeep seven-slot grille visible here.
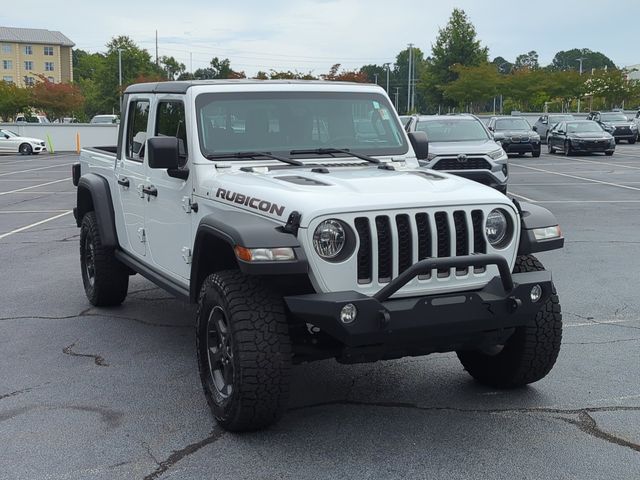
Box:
[432,157,492,170]
[354,209,487,285]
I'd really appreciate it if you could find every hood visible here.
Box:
[568,132,613,140]
[428,139,502,155]
[15,136,45,143]
[196,164,511,228]
[494,130,539,139]
[602,121,634,127]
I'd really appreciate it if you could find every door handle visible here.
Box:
[142,185,158,197]
[117,176,130,187]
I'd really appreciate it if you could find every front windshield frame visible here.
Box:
[566,122,605,133]
[494,118,531,131]
[195,91,408,160]
[600,113,628,122]
[415,118,490,142]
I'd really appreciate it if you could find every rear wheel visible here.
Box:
[80,211,129,306]
[456,255,562,388]
[196,270,292,431]
[19,143,32,155]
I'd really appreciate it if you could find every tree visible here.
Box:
[160,56,186,80]
[0,81,32,121]
[359,64,388,85]
[320,64,367,82]
[584,69,640,109]
[31,76,85,121]
[193,57,245,80]
[551,49,616,72]
[492,56,513,74]
[419,8,488,109]
[443,63,502,112]
[514,51,539,71]
[255,70,317,80]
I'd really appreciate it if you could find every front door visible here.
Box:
[144,97,193,280]
[116,97,150,258]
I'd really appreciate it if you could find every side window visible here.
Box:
[155,100,187,165]
[126,99,150,161]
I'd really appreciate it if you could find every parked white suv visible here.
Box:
[73,80,564,431]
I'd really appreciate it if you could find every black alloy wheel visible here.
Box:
[19,143,32,155]
[206,306,234,399]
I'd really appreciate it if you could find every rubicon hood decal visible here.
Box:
[216,188,285,217]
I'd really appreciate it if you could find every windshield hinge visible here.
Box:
[181,247,192,264]
[182,196,198,213]
[280,211,302,236]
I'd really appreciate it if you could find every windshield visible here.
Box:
[566,122,604,133]
[195,92,407,158]
[0,129,18,137]
[415,119,489,142]
[495,118,530,130]
[600,113,628,122]
[548,115,573,124]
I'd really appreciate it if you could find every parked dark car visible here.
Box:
[586,111,637,144]
[532,114,575,143]
[487,116,541,157]
[547,120,615,156]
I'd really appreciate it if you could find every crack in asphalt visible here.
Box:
[0,386,34,400]
[289,401,640,453]
[564,338,640,345]
[141,430,225,480]
[62,340,108,366]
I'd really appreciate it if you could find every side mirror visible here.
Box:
[3,134,9,139]
[147,136,180,169]
[557,130,565,135]
[487,126,494,131]
[542,120,548,125]
[407,131,429,160]
[532,125,537,132]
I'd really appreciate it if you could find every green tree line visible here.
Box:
[2,9,639,121]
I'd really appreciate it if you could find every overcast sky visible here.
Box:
[1,0,638,76]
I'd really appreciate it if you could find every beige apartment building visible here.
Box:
[0,26,74,87]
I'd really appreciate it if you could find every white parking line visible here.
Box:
[0,163,73,177]
[0,210,72,240]
[0,178,68,196]
[508,192,537,203]
[510,163,640,192]
[561,156,640,171]
[0,210,69,214]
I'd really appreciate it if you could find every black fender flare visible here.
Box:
[76,173,119,248]
[515,201,564,255]
[189,210,308,302]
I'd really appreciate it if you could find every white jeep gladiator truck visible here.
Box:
[72,80,564,432]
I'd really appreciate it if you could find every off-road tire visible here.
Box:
[79,211,129,306]
[19,143,32,155]
[196,270,292,432]
[457,255,562,388]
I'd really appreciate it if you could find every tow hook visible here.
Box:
[508,296,522,313]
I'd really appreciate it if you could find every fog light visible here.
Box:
[530,284,542,303]
[340,303,357,324]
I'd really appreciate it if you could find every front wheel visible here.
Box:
[564,141,572,156]
[532,150,541,158]
[547,142,556,154]
[456,255,562,388]
[629,137,637,145]
[196,270,292,432]
[605,150,614,156]
[19,143,33,155]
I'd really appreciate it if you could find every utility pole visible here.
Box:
[407,43,413,114]
[383,62,390,93]
[374,73,378,85]
[155,30,159,66]
[394,87,400,111]
[576,57,585,113]
[118,48,123,113]
[190,52,193,75]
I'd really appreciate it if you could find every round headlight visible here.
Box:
[313,219,346,259]
[485,209,509,247]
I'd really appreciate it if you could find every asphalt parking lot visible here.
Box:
[1,147,639,480]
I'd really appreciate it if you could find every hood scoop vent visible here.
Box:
[408,171,445,181]
[275,175,330,186]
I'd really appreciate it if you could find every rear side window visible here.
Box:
[126,100,150,161]
[155,101,187,165]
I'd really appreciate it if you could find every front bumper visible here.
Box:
[571,140,614,152]
[285,254,552,349]
[502,141,540,154]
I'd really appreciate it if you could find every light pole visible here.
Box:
[407,43,413,114]
[374,73,378,85]
[394,87,400,111]
[118,48,124,113]
[383,62,390,93]
[576,57,585,113]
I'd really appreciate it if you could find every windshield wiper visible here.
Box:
[289,148,381,164]
[205,151,303,166]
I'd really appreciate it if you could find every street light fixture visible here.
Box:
[383,62,391,93]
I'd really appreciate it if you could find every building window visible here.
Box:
[24,76,35,86]
[45,62,54,71]
[1,44,11,54]
[47,76,54,83]
[24,45,33,55]
[24,61,33,71]
[2,76,13,83]
[2,60,12,69]
[44,46,54,56]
